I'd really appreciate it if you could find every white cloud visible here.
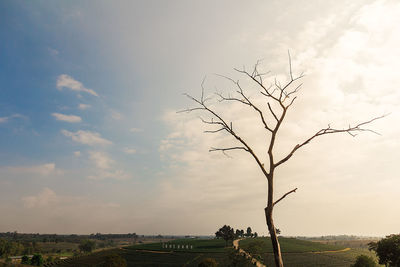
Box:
[89,151,114,169]
[56,74,98,97]
[48,47,59,56]
[74,151,81,157]
[52,113,82,123]
[111,110,123,120]
[0,114,26,124]
[21,188,122,210]
[88,151,130,180]
[61,130,112,146]
[123,148,136,154]
[78,103,91,110]
[130,128,143,133]
[3,163,62,176]
[22,188,57,208]
[87,170,130,180]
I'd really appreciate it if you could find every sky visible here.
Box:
[0,0,399,236]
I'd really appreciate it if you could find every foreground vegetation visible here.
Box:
[240,237,382,267]
[3,233,397,266]
[52,239,254,267]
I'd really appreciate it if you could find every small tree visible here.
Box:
[246,227,252,238]
[132,233,138,244]
[215,225,235,247]
[351,255,377,267]
[235,229,242,238]
[21,255,30,264]
[30,254,43,266]
[182,57,384,267]
[369,234,400,267]
[79,240,96,253]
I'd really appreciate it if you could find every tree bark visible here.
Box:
[265,205,284,267]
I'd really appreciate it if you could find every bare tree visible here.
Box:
[180,54,385,267]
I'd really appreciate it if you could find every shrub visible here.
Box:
[351,255,377,267]
[31,254,44,266]
[369,234,400,267]
[102,254,127,267]
[21,255,30,264]
[246,240,264,259]
[198,257,218,267]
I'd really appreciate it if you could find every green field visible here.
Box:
[240,237,382,267]
[52,239,253,267]
[240,237,346,253]
[49,237,383,267]
[130,238,227,253]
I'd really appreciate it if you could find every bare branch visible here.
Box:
[235,68,281,103]
[209,146,249,153]
[267,102,279,122]
[204,128,226,134]
[181,89,270,177]
[216,92,249,106]
[288,50,293,81]
[274,187,297,206]
[286,96,297,109]
[274,114,387,168]
[216,74,274,133]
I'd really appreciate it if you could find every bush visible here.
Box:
[46,255,54,263]
[198,258,218,267]
[351,255,377,267]
[79,239,96,253]
[226,249,254,267]
[21,255,30,264]
[31,254,44,266]
[102,254,127,267]
[369,234,400,266]
[246,240,264,259]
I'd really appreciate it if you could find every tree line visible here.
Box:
[215,225,259,247]
[0,232,139,243]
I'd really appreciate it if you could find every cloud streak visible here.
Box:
[56,74,98,97]
[123,148,136,154]
[61,130,112,146]
[88,151,130,180]
[0,114,26,124]
[52,113,82,123]
[2,163,62,176]
[78,104,91,110]
[22,187,58,208]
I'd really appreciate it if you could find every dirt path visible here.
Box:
[233,239,267,267]
[311,247,351,253]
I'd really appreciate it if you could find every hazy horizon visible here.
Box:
[0,0,399,237]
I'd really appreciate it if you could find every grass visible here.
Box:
[52,247,252,267]
[48,237,383,267]
[129,238,227,253]
[52,239,254,267]
[240,237,346,253]
[240,237,382,267]
[259,248,381,267]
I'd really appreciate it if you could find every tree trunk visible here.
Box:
[265,205,284,267]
